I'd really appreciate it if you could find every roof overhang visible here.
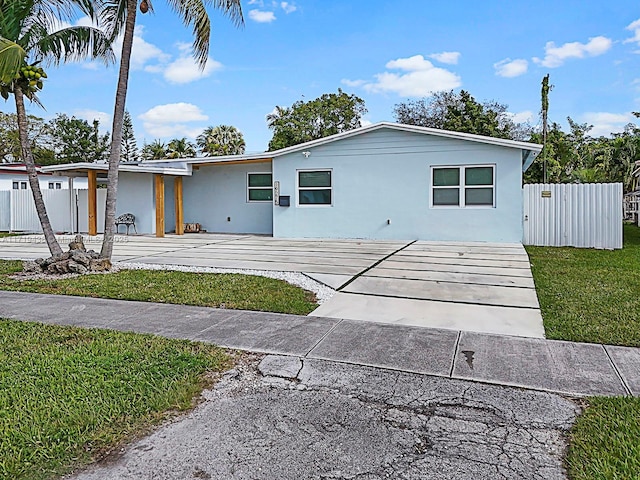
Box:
[41,162,192,177]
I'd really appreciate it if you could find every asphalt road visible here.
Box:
[70,355,580,480]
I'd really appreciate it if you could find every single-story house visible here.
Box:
[43,122,542,243]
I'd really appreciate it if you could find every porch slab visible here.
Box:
[343,276,540,308]
[307,320,459,377]
[363,267,536,288]
[378,259,534,278]
[452,332,628,396]
[303,272,353,289]
[309,292,545,338]
[604,345,640,396]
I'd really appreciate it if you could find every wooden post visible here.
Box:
[155,174,165,238]
[88,170,97,236]
[174,176,184,235]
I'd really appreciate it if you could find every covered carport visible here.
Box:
[42,163,191,237]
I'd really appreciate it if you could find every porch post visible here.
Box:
[155,174,165,238]
[174,176,184,235]
[88,170,97,236]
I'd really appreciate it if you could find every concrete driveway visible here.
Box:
[0,234,543,338]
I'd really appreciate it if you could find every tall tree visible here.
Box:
[166,137,196,158]
[393,90,531,141]
[98,0,243,260]
[197,124,245,156]
[47,113,109,163]
[267,89,367,150]
[541,74,551,182]
[140,139,167,160]
[0,111,49,163]
[0,0,113,256]
[120,110,138,162]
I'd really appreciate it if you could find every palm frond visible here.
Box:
[0,36,26,84]
[99,0,128,41]
[35,25,115,65]
[167,0,242,68]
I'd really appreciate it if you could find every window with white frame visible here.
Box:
[431,165,495,207]
[247,173,273,202]
[12,181,27,190]
[48,182,62,190]
[298,170,332,206]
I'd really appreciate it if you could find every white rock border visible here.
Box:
[116,262,336,304]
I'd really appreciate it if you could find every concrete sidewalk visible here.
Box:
[0,290,637,398]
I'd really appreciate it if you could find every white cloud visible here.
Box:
[494,58,528,77]
[346,54,461,97]
[112,25,170,70]
[582,112,635,137]
[360,119,373,127]
[507,110,534,124]
[341,79,366,87]
[281,2,297,13]
[163,56,222,84]
[139,103,208,138]
[249,9,276,23]
[428,51,460,65]
[533,36,612,68]
[624,18,640,47]
[74,109,111,129]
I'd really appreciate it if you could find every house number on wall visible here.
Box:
[274,181,280,205]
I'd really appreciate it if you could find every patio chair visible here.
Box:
[115,213,137,235]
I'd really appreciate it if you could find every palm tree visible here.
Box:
[98,0,243,260]
[0,0,113,256]
[140,139,167,160]
[197,124,246,156]
[166,137,196,158]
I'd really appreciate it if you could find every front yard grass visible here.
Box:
[567,397,640,479]
[526,223,640,347]
[0,319,231,480]
[0,262,318,315]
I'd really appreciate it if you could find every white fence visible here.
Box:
[523,183,623,249]
[1,189,106,234]
[0,191,10,231]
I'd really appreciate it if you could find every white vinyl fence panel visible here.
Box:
[76,189,107,234]
[0,191,10,231]
[10,189,74,233]
[523,183,623,249]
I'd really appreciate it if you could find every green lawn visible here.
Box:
[0,232,20,238]
[0,262,318,315]
[526,223,640,347]
[567,397,640,479]
[0,319,231,480]
[527,224,640,479]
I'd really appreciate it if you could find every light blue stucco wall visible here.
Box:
[164,177,176,233]
[272,128,524,243]
[183,162,273,234]
[117,172,155,234]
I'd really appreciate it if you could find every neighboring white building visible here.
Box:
[0,163,87,191]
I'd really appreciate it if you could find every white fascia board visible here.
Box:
[268,122,543,158]
[41,163,192,176]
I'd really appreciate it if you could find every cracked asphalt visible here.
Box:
[70,355,581,480]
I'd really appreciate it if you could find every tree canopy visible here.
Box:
[120,110,138,163]
[47,113,109,164]
[267,89,367,151]
[393,90,531,141]
[197,125,245,156]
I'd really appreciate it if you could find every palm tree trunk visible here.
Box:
[100,0,137,259]
[14,85,63,257]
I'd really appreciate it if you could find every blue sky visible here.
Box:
[10,0,640,153]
